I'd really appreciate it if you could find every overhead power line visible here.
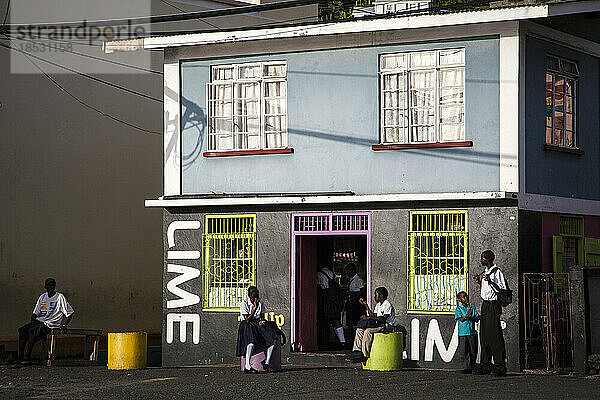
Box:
[0,38,161,135]
[0,40,161,102]
[0,0,320,32]
[5,33,162,74]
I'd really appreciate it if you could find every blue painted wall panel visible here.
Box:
[525,37,600,200]
[180,37,500,195]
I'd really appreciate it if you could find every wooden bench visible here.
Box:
[43,329,102,366]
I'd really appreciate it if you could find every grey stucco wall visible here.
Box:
[179,36,501,195]
[162,204,519,371]
[524,36,600,200]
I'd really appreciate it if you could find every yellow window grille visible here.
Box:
[559,215,584,237]
[203,214,256,312]
[407,210,468,314]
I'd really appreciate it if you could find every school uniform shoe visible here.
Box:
[460,369,473,374]
[490,369,507,377]
[261,360,271,373]
[346,350,364,362]
[472,366,490,375]
[244,367,259,374]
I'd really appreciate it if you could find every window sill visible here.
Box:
[372,141,473,151]
[203,148,294,157]
[543,144,584,155]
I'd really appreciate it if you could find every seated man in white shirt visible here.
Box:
[18,278,74,362]
[348,287,396,362]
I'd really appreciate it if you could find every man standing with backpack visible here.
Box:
[317,266,346,348]
[473,250,508,377]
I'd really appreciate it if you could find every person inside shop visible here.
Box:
[347,286,396,363]
[236,286,283,373]
[317,266,346,347]
[344,263,366,334]
[18,278,74,363]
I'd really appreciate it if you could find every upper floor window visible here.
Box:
[380,48,465,145]
[207,62,287,152]
[545,55,579,149]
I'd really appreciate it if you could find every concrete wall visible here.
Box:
[524,36,600,200]
[0,0,315,339]
[179,36,501,195]
[161,203,520,371]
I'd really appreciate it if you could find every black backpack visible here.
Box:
[487,267,512,307]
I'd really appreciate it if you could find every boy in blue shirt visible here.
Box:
[455,291,480,373]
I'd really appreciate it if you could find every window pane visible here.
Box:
[239,65,261,79]
[545,73,553,90]
[546,126,552,144]
[562,60,579,76]
[384,127,406,143]
[554,92,564,110]
[411,126,434,142]
[410,52,435,68]
[264,63,286,77]
[546,91,553,106]
[565,113,573,131]
[384,91,398,108]
[266,132,283,148]
[547,55,560,71]
[565,130,574,147]
[554,111,564,129]
[546,115,552,128]
[212,67,233,81]
[555,76,565,93]
[439,68,464,87]
[439,124,464,141]
[439,105,463,124]
[565,79,574,96]
[566,96,573,113]
[440,88,463,105]
[439,49,464,66]
[554,128,564,146]
[382,54,407,70]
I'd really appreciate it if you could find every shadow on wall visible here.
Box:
[181,95,206,170]
[173,95,516,169]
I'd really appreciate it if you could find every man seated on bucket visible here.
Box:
[347,286,395,363]
[18,278,74,363]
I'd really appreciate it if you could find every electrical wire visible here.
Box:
[0,0,320,31]
[5,33,162,74]
[0,40,161,102]
[3,0,9,25]
[158,0,223,30]
[0,37,161,135]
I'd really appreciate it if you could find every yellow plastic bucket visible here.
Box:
[363,332,403,371]
[108,332,147,370]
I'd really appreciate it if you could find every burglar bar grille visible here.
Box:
[407,210,468,313]
[293,213,370,233]
[203,214,256,311]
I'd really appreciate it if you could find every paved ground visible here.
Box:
[1,364,598,400]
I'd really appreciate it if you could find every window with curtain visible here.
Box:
[207,62,287,151]
[380,49,465,144]
[545,55,579,149]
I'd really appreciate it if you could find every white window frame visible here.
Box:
[207,61,287,152]
[379,48,465,145]
[545,55,579,149]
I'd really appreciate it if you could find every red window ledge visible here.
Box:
[203,148,294,157]
[543,144,584,155]
[372,141,473,151]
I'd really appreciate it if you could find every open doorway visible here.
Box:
[291,213,371,353]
